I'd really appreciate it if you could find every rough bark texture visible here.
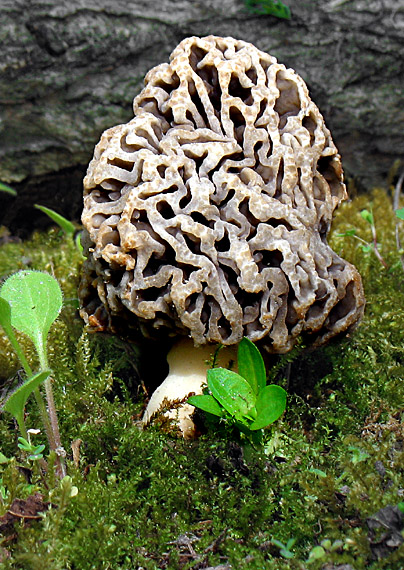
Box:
[0,0,403,233]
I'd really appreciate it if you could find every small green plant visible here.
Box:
[17,436,45,462]
[271,537,296,559]
[338,208,388,268]
[0,270,66,476]
[306,538,344,563]
[244,0,291,19]
[188,337,286,444]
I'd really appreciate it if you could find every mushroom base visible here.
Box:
[141,337,237,438]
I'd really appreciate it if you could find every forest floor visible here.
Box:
[0,187,403,570]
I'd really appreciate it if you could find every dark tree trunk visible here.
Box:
[1,0,403,234]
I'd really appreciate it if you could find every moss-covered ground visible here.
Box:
[0,188,403,569]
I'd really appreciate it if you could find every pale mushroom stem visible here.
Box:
[142,337,237,438]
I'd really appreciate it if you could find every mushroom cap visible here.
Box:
[79,35,365,352]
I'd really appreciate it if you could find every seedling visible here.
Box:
[271,537,296,559]
[338,208,388,268]
[0,270,66,476]
[306,538,344,563]
[188,337,286,444]
[17,437,45,462]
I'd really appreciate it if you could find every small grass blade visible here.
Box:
[35,204,76,235]
[0,182,17,196]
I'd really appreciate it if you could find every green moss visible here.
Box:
[1,190,404,569]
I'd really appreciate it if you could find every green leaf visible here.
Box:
[207,368,256,418]
[0,297,33,376]
[0,181,17,196]
[17,437,32,451]
[280,548,294,559]
[2,370,51,429]
[237,337,266,395]
[17,438,45,458]
[361,209,374,225]
[249,384,286,430]
[337,228,356,237]
[307,545,326,561]
[0,271,63,366]
[35,204,76,235]
[188,394,224,417]
[396,208,404,221]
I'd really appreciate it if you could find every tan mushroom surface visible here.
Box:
[79,35,365,430]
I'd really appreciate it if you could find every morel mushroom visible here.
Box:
[79,35,365,433]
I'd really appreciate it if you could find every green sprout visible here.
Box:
[271,537,296,559]
[0,270,66,476]
[306,538,344,564]
[17,435,46,462]
[188,337,286,445]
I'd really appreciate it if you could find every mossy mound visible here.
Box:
[0,189,403,569]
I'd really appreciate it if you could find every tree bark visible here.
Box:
[0,0,403,233]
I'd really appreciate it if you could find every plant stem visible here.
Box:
[33,387,56,450]
[16,416,28,441]
[43,376,66,478]
[370,220,388,269]
[39,350,66,478]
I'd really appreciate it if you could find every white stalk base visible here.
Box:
[142,337,237,438]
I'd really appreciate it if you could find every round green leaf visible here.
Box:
[0,271,63,361]
[249,384,286,430]
[207,368,256,418]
